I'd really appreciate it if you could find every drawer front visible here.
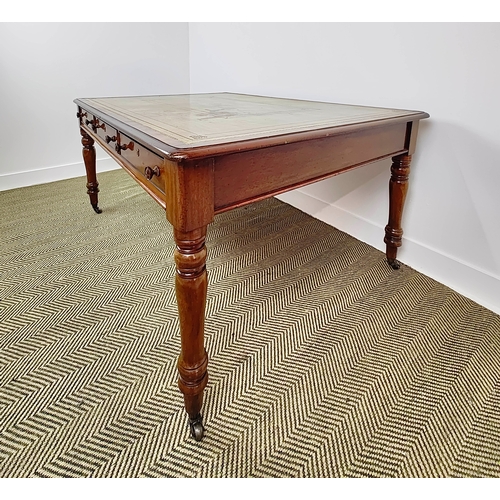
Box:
[79,110,96,136]
[78,108,166,201]
[96,121,118,154]
[79,112,118,157]
[118,133,165,194]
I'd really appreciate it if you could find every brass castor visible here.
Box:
[189,415,205,442]
[387,258,401,270]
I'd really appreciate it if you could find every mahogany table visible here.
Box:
[74,93,429,441]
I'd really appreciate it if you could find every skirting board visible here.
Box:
[277,190,500,316]
[0,158,119,192]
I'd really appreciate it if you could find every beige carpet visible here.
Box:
[1,169,499,477]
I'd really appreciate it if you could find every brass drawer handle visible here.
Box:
[105,135,117,144]
[144,166,161,180]
[115,141,134,153]
[84,118,105,130]
[77,111,87,119]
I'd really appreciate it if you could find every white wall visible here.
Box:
[0,23,189,190]
[189,22,500,314]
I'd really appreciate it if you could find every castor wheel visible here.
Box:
[189,415,205,442]
[92,204,102,214]
[387,258,401,270]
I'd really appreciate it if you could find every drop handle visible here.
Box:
[84,118,105,130]
[115,141,134,153]
[144,166,161,180]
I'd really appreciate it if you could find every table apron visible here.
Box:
[213,122,408,213]
[81,119,167,209]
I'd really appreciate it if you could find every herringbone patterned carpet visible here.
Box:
[1,169,499,478]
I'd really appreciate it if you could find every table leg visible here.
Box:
[384,153,411,269]
[80,128,102,214]
[174,226,209,441]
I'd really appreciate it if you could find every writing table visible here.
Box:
[74,93,429,441]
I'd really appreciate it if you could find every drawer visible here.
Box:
[79,113,117,155]
[77,109,166,201]
[78,109,95,135]
[95,120,118,152]
[79,111,108,139]
[118,133,165,194]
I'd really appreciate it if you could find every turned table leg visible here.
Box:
[384,153,411,269]
[80,128,102,214]
[174,226,209,441]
